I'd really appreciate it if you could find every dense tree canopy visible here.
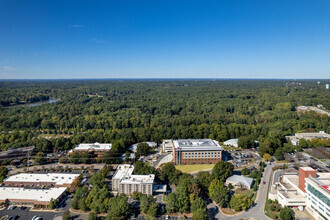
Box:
[212,161,234,182]
[0,80,328,159]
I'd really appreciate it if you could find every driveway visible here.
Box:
[207,162,275,220]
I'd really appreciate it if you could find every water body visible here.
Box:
[22,99,58,107]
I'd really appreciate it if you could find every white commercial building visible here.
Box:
[3,173,80,188]
[68,142,112,157]
[226,175,254,189]
[112,164,155,195]
[223,139,239,148]
[162,139,174,152]
[286,131,330,146]
[305,174,330,220]
[0,187,67,207]
[271,167,330,220]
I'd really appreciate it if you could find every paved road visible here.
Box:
[8,163,105,175]
[207,162,275,220]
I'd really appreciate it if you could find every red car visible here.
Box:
[263,181,266,184]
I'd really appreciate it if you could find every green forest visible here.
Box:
[0,79,329,158]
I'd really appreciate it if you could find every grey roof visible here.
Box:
[224,139,238,146]
[226,175,254,187]
[173,139,223,151]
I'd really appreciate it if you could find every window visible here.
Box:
[307,184,330,206]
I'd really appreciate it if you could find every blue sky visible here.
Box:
[0,0,330,79]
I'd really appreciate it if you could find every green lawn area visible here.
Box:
[175,164,215,173]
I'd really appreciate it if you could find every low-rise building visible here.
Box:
[68,142,112,157]
[223,139,239,148]
[226,175,254,189]
[170,139,223,165]
[3,173,80,188]
[286,131,330,146]
[0,187,67,207]
[112,164,154,195]
[272,167,330,220]
[162,139,174,152]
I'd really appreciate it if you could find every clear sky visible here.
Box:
[0,0,330,79]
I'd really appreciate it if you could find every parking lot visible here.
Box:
[229,150,256,168]
[0,207,59,220]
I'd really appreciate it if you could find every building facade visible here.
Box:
[112,164,154,196]
[170,139,223,165]
[0,187,67,207]
[305,175,330,220]
[272,167,330,220]
[68,142,112,157]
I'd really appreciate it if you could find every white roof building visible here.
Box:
[72,142,112,151]
[3,173,80,187]
[224,139,239,147]
[0,187,67,204]
[173,139,223,152]
[226,175,254,189]
[112,164,155,195]
[286,131,330,145]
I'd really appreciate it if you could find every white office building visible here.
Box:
[305,174,330,220]
[112,164,155,195]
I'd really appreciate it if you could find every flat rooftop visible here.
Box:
[113,164,134,180]
[300,167,315,171]
[295,132,329,138]
[173,139,223,151]
[4,173,80,185]
[0,187,66,202]
[120,174,155,184]
[113,164,155,185]
[74,142,112,150]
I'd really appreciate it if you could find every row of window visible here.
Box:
[183,151,221,158]
[307,183,330,206]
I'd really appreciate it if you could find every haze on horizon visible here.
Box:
[0,0,330,79]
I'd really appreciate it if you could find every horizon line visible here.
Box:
[0,77,329,81]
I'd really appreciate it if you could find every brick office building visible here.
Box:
[171,139,223,165]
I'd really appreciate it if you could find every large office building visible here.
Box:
[170,139,223,165]
[272,167,330,220]
[112,164,155,195]
[68,142,112,157]
[286,131,330,146]
[305,172,330,220]
[0,187,67,207]
[3,173,80,188]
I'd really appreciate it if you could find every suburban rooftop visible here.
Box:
[74,142,112,150]
[0,187,67,202]
[4,173,80,185]
[120,174,155,184]
[173,139,223,151]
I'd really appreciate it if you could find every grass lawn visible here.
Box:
[175,164,215,173]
